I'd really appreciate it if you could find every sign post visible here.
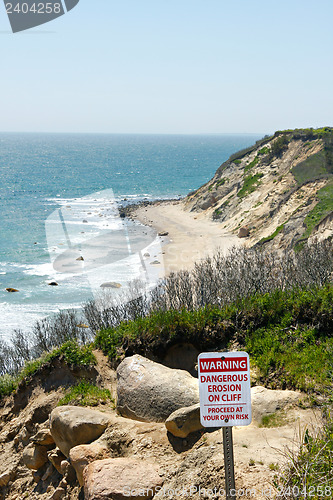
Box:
[198,351,252,499]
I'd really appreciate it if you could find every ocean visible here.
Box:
[0,133,262,339]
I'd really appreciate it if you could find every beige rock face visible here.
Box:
[165,403,203,438]
[83,457,163,500]
[251,385,302,423]
[117,355,199,422]
[69,443,110,486]
[22,443,48,470]
[49,406,112,457]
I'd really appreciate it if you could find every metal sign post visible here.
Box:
[222,426,236,499]
[198,351,252,499]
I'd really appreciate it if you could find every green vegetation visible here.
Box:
[58,380,113,407]
[278,416,333,498]
[301,179,333,239]
[260,412,288,428]
[244,156,259,173]
[258,146,270,155]
[237,173,264,198]
[259,224,284,244]
[215,177,226,188]
[292,151,328,184]
[0,374,18,397]
[269,134,290,159]
[0,341,96,398]
[233,159,242,165]
[95,284,333,394]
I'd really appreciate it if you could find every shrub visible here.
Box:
[0,374,18,397]
[269,134,289,159]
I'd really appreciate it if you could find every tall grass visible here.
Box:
[276,412,333,499]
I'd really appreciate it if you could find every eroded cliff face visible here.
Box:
[184,129,333,249]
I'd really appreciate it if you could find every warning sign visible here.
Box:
[198,351,252,427]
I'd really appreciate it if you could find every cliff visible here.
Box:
[184,127,333,249]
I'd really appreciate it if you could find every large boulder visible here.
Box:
[49,406,112,457]
[83,457,163,500]
[251,386,302,423]
[69,443,110,486]
[117,355,199,422]
[238,227,250,238]
[22,443,48,470]
[165,403,203,438]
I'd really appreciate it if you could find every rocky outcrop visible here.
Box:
[165,403,203,438]
[117,355,199,422]
[83,458,164,500]
[251,385,302,423]
[69,442,110,486]
[49,406,112,456]
[22,443,48,470]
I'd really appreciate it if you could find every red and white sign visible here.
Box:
[198,351,252,427]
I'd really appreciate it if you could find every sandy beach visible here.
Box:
[132,200,241,274]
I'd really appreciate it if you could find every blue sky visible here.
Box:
[0,0,332,134]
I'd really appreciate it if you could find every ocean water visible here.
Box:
[0,133,261,339]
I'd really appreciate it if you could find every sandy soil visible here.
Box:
[133,200,241,274]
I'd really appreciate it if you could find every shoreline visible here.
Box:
[130,199,241,275]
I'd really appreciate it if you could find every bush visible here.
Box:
[269,134,289,159]
[0,374,18,397]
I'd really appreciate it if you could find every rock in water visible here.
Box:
[165,403,203,438]
[83,458,163,500]
[6,288,19,292]
[48,282,58,286]
[117,355,199,422]
[49,406,112,457]
[100,282,122,288]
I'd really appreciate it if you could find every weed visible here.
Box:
[260,412,288,428]
[237,173,264,198]
[58,380,114,407]
[244,156,259,173]
[301,179,333,239]
[277,414,333,498]
[259,224,285,244]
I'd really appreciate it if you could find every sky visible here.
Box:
[0,0,332,134]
